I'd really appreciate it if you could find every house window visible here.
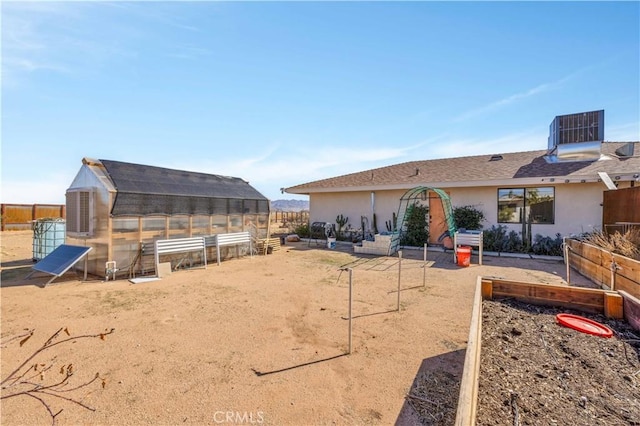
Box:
[66,189,94,237]
[498,187,554,224]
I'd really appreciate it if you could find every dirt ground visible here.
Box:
[0,230,596,425]
[477,299,640,426]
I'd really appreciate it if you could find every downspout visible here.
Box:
[371,191,375,233]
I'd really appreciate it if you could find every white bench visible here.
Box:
[155,237,207,274]
[453,231,483,265]
[209,232,253,266]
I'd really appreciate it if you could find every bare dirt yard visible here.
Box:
[477,299,640,426]
[1,230,594,425]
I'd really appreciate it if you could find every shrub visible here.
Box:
[293,222,310,238]
[531,233,564,256]
[505,230,525,253]
[482,225,509,252]
[400,204,429,247]
[484,227,565,256]
[578,229,640,260]
[482,225,527,253]
[453,205,485,231]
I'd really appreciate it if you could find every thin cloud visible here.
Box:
[453,82,557,123]
[1,2,198,88]
[169,141,419,198]
[165,45,213,60]
[452,71,581,123]
[605,122,640,141]
[421,130,547,160]
[100,2,201,33]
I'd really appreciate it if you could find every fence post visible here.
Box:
[423,243,427,289]
[397,250,402,311]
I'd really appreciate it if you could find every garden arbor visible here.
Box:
[388,187,457,255]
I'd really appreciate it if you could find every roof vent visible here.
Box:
[489,155,503,162]
[615,142,635,157]
[546,110,604,162]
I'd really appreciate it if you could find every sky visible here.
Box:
[2,1,639,204]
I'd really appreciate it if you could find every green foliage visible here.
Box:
[293,222,310,238]
[483,225,563,256]
[522,217,533,252]
[400,204,429,247]
[505,230,525,253]
[386,212,397,232]
[453,205,485,231]
[483,225,524,253]
[483,225,509,252]
[531,233,564,256]
[335,214,348,240]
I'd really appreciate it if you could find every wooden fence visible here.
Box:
[603,186,640,234]
[270,211,309,225]
[1,204,66,231]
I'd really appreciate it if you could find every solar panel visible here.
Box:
[29,244,92,286]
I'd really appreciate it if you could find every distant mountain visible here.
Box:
[270,199,309,212]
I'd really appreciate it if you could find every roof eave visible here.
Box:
[285,174,638,194]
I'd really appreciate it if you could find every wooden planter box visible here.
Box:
[455,277,637,426]
[566,238,640,299]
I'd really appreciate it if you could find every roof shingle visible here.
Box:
[286,142,640,193]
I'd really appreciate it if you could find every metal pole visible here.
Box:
[423,243,427,289]
[397,250,402,311]
[348,268,353,355]
[564,240,571,285]
[610,258,617,291]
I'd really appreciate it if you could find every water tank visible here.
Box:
[32,219,66,261]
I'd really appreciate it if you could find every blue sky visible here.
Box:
[2,1,639,204]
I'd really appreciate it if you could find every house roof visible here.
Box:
[286,142,640,194]
[95,159,269,216]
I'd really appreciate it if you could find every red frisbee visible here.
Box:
[556,313,613,338]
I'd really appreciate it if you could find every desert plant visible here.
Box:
[579,229,640,260]
[386,212,398,233]
[335,214,348,240]
[483,225,508,252]
[292,222,310,238]
[1,327,115,425]
[505,230,525,253]
[452,205,485,231]
[531,233,564,256]
[483,225,527,253]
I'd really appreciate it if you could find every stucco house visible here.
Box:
[285,138,640,247]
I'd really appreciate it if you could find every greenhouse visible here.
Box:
[65,158,270,279]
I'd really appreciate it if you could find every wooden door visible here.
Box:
[428,190,453,248]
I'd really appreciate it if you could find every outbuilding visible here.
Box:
[65,158,270,279]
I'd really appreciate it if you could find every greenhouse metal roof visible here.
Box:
[99,159,269,216]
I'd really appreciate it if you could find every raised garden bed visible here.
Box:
[454,278,640,425]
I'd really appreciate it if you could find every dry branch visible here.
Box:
[1,327,115,425]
